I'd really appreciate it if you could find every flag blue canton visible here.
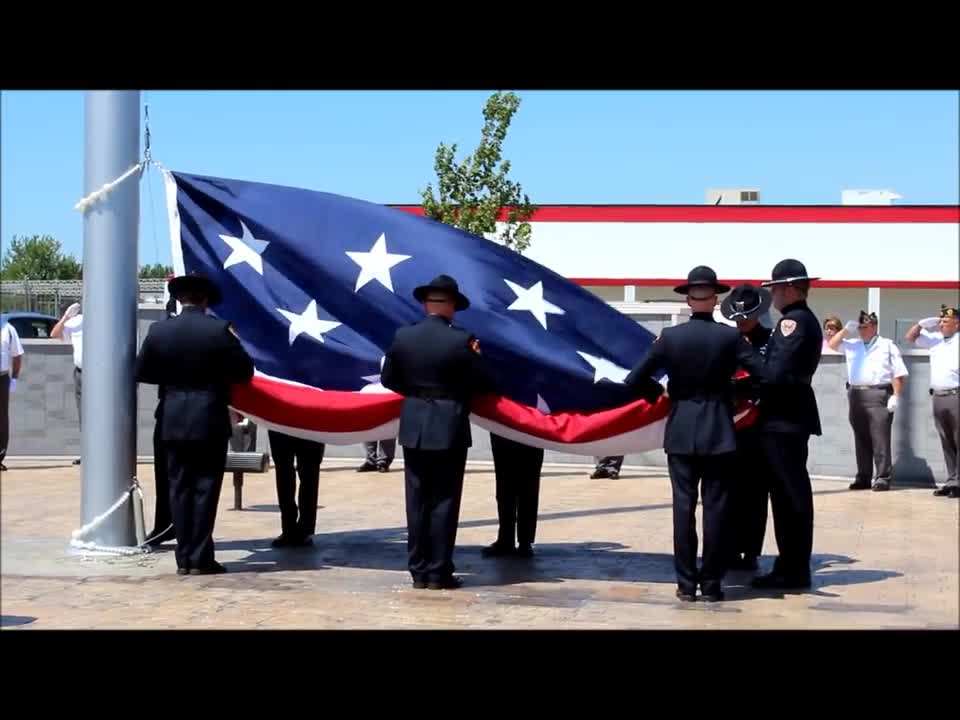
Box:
[171,171,657,413]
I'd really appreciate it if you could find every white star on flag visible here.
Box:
[277,300,342,346]
[219,219,270,275]
[359,356,391,393]
[536,394,551,413]
[577,351,630,384]
[345,233,411,293]
[504,279,565,329]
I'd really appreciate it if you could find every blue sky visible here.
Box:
[2,90,957,266]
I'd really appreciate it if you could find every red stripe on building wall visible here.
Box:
[570,278,960,289]
[390,205,960,224]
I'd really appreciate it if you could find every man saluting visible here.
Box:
[381,274,497,590]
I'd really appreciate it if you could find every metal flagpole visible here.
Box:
[78,90,141,547]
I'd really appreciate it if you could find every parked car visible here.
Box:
[0,311,58,339]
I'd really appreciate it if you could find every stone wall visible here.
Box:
[6,311,948,484]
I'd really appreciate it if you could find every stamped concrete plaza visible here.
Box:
[1,458,957,630]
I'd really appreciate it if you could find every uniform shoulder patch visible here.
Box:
[779,319,797,337]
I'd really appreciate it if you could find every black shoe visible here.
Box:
[176,567,189,576]
[933,486,953,496]
[412,578,428,589]
[272,533,311,548]
[427,576,463,590]
[676,588,697,602]
[190,562,227,575]
[377,464,390,473]
[481,542,517,558]
[751,572,811,590]
[699,586,725,602]
[949,487,960,499]
[872,480,890,491]
[516,544,535,558]
[590,469,610,479]
[72,458,81,465]
[356,463,378,472]
[0,463,7,472]
[849,481,871,490]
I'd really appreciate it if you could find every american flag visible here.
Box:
[162,170,752,456]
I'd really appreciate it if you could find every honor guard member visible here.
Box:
[721,283,773,571]
[828,310,908,491]
[135,273,254,575]
[268,430,325,547]
[145,284,180,547]
[381,274,497,590]
[483,434,544,558]
[905,305,959,498]
[625,266,761,602]
[751,259,823,590]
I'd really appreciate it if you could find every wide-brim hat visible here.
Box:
[721,283,772,321]
[673,265,731,295]
[761,258,821,287]
[168,272,223,306]
[413,274,470,311]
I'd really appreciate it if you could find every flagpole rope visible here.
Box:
[70,479,152,556]
[74,161,147,213]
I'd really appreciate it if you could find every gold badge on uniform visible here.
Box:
[469,337,481,354]
[779,319,797,336]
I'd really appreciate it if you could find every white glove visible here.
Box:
[8,378,16,393]
[64,303,81,320]
[843,320,859,334]
[887,395,898,413]
[918,317,940,330]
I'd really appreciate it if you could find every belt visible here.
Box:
[409,389,456,401]
[846,383,892,391]
[931,387,960,396]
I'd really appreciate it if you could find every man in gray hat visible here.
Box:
[828,310,908,492]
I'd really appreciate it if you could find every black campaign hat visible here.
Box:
[721,283,772,321]
[412,274,470,311]
[168,272,223,306]
[673,265,730,295]
[761,258,821,287]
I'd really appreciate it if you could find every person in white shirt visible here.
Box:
[1,321,25,471]
[829,310,908,491]
[51,302,83,465]
[905,305,959,498]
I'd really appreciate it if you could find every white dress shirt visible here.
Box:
[840,335,909,386]
[62,315,83,369]
[914,331,959,390]
[1,323,24,373]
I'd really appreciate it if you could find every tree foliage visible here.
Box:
[421,91,536,253]
[0,234,82,280]
[139,263,174,278]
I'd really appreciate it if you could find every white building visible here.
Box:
[392,204,960,342]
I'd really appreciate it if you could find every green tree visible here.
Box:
[139,263,174,278]
[0,234,82,280]
[421,91,536,253]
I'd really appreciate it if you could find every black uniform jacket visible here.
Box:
[753,300,823,436]
[624,312,763,456]
[135,306,255,443]
[381,314,497,451]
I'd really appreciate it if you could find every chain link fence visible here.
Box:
[0,279,168,316]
